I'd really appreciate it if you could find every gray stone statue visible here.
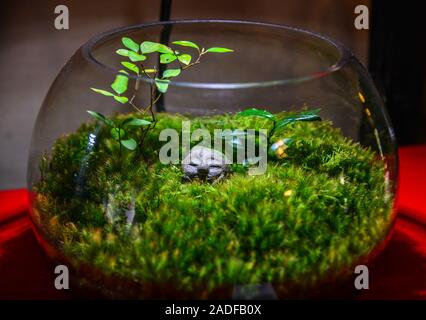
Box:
[182,146,230,184]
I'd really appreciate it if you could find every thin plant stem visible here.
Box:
[118,126,122,166]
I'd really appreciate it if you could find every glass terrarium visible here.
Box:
[27,20,397,299]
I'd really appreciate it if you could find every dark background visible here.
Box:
[0,0,424,189]
[369,1,426,145]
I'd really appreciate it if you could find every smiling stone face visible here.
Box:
[182,146,230,183]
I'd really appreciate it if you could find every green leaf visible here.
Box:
[110,127,125,140]
[155,78,170,93]
[140,41,173,54]
[87,110,114,127]
[113,96,128,104]
[160,54,177,64]
[157,44,173,54]
[128,51,146,62]
[274,109,322,133]
[121,62,139,74]
[140,41,159,54]
[162,68,181,78]
[122,118,151,127]
[120,139,137,150]
[122,37,139,53]
[172,40,199,50]
[111,70,129,95]
[90,88,115,97]
[178,54,191,65]
[116,49,130,57]
[238,108,276,121]
[205,47,233,53]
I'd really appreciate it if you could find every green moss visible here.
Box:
[34,111,393,297]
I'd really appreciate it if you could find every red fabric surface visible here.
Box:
[0,146,425,299]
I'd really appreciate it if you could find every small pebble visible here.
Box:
[284,190,293,197]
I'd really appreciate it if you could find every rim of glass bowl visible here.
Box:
[81,19,353,89]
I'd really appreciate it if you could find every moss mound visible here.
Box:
[33,112,392,298]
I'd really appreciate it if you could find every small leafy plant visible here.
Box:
[237,107,322,146]
[87,111,151,153]
[238,107,321,141]
[88,37,233,156]
[220,108,322,163]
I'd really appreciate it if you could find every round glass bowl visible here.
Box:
[28,20,397,299]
